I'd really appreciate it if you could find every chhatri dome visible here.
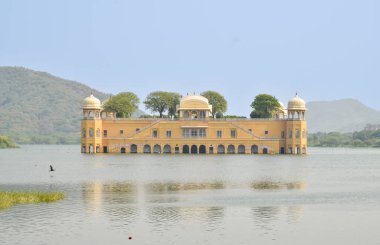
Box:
[82,94,102,109]
[178,95,212,110]
[177,94,213,118]
[287,94,307,110]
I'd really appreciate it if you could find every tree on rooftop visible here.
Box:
[103,92,140,118]
[250,94,281,118]
[166,92,181,118]
[144,91,180,118]
[201,91,227,117]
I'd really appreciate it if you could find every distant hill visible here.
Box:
[307,99,380,133]
[0,67,144,144]
[2,67,379,143]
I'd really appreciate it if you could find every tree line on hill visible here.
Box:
[104,91,281,119]
[308,129,380,148]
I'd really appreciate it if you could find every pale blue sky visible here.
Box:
[1,0,379,115]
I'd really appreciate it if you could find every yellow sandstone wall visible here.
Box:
[81,118,307,155]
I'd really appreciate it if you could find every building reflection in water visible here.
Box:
[250,180,306,233]
[146,206,225,232]
[145,181,225,193]
[286,206,304,224]
[252,206,281,232]
[82,182,104,216]
[82,182,139,229]
[145,181,226,231]
[251,180,306,190]
[81,180,305,233]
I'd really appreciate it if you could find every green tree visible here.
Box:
[250,94,281,118]
[200,91,227,117]
[166,92,181,118]
[103,92,140,118]
[144,91,180,118]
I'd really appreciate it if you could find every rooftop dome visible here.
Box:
[180,95,209,104]
[178,94,212,112]
[288,94,306,110]
[82,94,102,109]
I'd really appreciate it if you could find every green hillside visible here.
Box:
[2,67,380,143]
[307,99,380,133]
[0,67,110,144]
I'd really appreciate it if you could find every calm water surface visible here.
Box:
[1,146,380,245]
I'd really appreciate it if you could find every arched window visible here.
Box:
[143,144,151,153]
[191,145,198,154]
[153,144,161,154]
[227,145,235,154]
[182,145,189,154]
[251,145,259,154]
[82,128,86,138]
[238,145,245,154]
[217,145,225,154]
[89,128,94,137]
[199,145,206,154]
[183,111,190,118]
[96,128,100,137]
[163,144,171,154]
[296,130,300,139]
[131,144,138,153]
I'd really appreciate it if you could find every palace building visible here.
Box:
[81,94,307,155]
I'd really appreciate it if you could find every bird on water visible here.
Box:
[49,165,55,172]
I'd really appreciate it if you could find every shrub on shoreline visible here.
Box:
[0,135,18,148]
[0,191,64,209]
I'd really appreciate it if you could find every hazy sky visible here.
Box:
[1,0,379,115]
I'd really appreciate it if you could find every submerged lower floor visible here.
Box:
[82,139,307,155]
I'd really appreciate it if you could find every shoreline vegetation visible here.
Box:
[308,129,380,148]
[0,191,64,210]
[0,135,18,148]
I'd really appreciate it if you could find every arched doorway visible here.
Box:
[302,147,306,154]
[227,145,235,154]
[153,144,161,154]
[191,145,198,154]
[263,148,268,154]
[217,144,225,154]
[163,144,171,154]
[199,145,206,154]
[251,145,258,154]
[182,145,189,154]
[121,147,126,154]
[238,145,245,154]
[143,144,151,153]
[130,144,137,153]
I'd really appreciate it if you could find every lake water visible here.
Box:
[1,146,380,245]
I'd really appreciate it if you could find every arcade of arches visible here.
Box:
[112,143,289,155]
